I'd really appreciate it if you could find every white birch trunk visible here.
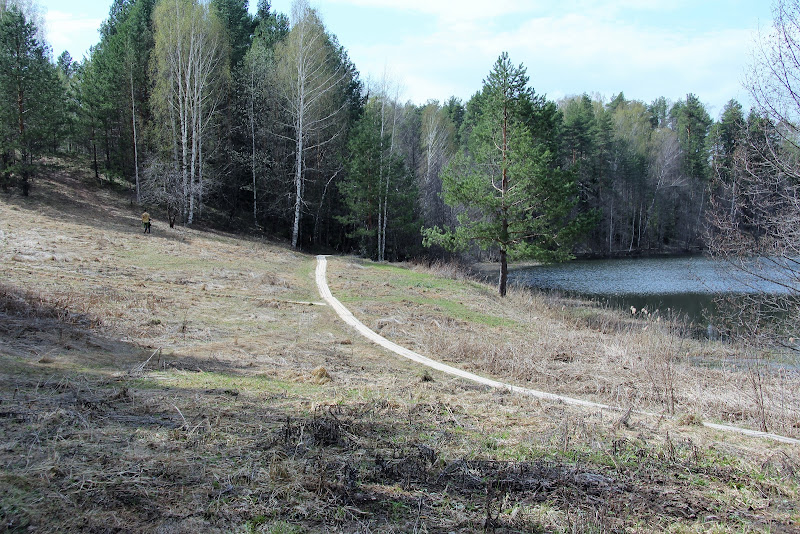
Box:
[250,67,257,225]
[130,58,140,205]
[291,25,305,249]
[277,0,347,249]
[377,92,386,261]
[152,0,227,226]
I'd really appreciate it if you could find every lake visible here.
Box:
[509,255,797,325]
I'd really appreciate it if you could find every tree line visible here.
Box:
[0,0,780,268]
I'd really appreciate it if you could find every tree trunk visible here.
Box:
[608,199,614,254]
[188,117,197,225]
[104,125,111,170]
[499,247,508,297]
[292,114,303,248]
[16,64,24,153]
[130,67,140,204]
[377,95,386,261]
[91,122,100,181]
[629,197,636,252]
[181,86,190,223]
[198,129,204,217]
[381,170,389,261]
[290,40,306,249]
[250,70,257,226]
[499,97,509,296]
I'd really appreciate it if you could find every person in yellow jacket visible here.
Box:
[142,211,151,234]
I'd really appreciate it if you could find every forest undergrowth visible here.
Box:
[0,159,798,532]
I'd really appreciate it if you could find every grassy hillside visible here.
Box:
[1,158,798,532]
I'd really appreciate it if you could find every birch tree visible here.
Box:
[642,126,682,247]
[243,45,267,225]
[707,0,800,348]
[338,99,418,259]
[274,0,346,248]
[419,101,455,229]
[151,0,229,224]
[370,73,403,261]
[114,0,155,204]
[241,36,283,226]
[0,0,44,42]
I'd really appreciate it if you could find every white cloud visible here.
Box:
[344,4,757,112]
[495,15,755,111]
[273,0,764,113]
[327,0,536,20]
[45,10,102,59]
[328,0,688,19]
[570,0,688,15]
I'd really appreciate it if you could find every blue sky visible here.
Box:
[38,0,773,118]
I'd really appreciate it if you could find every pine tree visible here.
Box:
[0,5,53,165]
[424,53,587,296]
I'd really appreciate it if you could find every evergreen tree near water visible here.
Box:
[424,53,588,296]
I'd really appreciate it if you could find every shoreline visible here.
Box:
[469,260,541,280]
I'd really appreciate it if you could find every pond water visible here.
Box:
[509,255,796,325]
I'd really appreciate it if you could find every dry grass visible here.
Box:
[330,258,800,441]
[0,157,798,532]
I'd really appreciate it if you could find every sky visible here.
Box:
[37,0,774,118]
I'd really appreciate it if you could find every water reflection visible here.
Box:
[510,256,796,325]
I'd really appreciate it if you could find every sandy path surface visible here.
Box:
[315,255,800,446]
[315,255,611,409]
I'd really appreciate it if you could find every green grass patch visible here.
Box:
[332,260,518,327]
[367,262,469,291]
[337,293,515,328]
[130,370,327,397]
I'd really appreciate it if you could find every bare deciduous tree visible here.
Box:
[368,72,404,261]
[242,43,272,226]
[419,101,455,229]
[707,0,800,353]
[140,155,182,228]
[151,0,229,225]
[274,0,346,249]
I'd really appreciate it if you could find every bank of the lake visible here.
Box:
[480,255,797,327]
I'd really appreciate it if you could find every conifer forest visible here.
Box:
[0,0,790,264]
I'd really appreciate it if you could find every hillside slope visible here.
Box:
[1,159,797,532]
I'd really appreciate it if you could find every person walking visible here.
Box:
[142,211,151,234]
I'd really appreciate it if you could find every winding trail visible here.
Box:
[315,255,800,446]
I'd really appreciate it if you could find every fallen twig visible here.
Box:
[129,348,161,375]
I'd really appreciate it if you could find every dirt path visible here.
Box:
[315,255,800,446]
[316,255,610,409]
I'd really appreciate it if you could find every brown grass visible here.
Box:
[0,157,798,533]
[332,259,800,440]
